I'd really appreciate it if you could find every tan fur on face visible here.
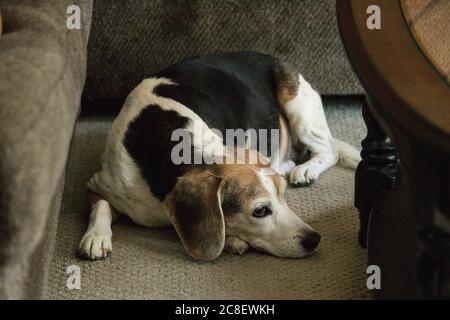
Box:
[166,159,316,259]
[163,163,271,260]
[216,164,270,217]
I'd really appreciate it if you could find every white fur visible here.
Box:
[86,78,226,228]
[254,169,315,257]
[78,200,113,259]
[224,167,317,258]
[281,75,360,185]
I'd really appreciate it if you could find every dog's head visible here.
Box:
[163,153,320,261]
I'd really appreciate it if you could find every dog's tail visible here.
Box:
[333,139,361,170]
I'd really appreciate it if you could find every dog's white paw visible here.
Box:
[289,164,319,187]
[225,236,250,255]
[78,230,112,260]
[274,159,296,176]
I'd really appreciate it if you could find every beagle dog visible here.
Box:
[78,52,361,261]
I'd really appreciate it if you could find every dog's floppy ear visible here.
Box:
[163,170,225,261]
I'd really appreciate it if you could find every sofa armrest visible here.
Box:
[0,0,92,299]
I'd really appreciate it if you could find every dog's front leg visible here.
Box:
[224,236,250,255]
[78,191,120,260]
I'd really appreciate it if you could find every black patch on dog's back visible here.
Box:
[124,52,287,201]
[154,51,281,157]
[123,105,190,201]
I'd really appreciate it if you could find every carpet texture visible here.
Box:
[48,97,371,299]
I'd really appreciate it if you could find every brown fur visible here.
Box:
[163,161,272,260]
[270,173,284,198]
[273,60,299,106]
[163,170,226,261]
[273,61,299,160]
[219,165,269,214]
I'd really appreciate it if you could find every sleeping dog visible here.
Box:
[78,52,361,261]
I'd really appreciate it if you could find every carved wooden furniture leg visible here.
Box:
[337,0,450,298]
[355,99,398,248]
[367,126,450,299]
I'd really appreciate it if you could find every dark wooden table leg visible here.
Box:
[417,225,450,299]
[416,164,450,299]
[355,99,398,248]
[337,0,450,299]
[368,140,450,299]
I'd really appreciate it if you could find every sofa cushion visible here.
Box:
[0,0,92,299]
[83,0,362,104]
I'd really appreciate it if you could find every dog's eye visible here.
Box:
[252,205,272,218]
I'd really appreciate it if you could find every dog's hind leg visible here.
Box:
[78,190,120,260]
[273,61,340,187]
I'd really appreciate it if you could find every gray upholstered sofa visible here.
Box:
[0,0,365,299]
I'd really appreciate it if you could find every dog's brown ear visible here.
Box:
[163,170,225,261]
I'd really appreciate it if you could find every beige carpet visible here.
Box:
[47,97,371,299]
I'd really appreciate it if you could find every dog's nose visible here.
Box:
[300,231,321,252]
